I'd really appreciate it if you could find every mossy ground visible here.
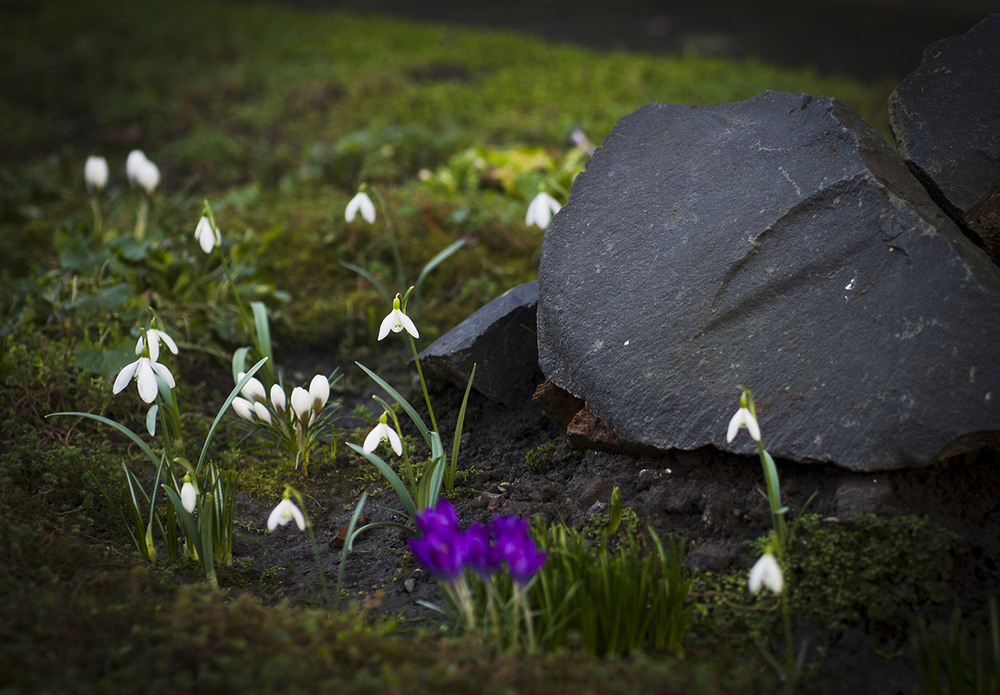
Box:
[2,1,997,693]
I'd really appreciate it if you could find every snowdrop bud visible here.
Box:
[180,474,197,513]
[231,396,256,421]
[237,372,267,404]
[270,384,286,416]
[194,215,220,254]
[253,401,272,424]
[290,386,311,422]
[309,374,329,412]
[85,156,109,193]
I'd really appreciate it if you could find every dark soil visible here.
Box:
[239,351,1000,695]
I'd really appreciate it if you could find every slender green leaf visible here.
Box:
[414,239,465,294]
[338,260,391,304]
[447,363,476,490]
[346,442,415,518]
[356,361,431,443]
[48,411,159,467]
[197,356,267,475]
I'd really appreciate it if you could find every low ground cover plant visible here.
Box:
[3,1,991,692]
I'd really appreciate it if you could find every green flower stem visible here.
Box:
[758,439,788,556]
[407,334,438,435]
[370,187,405,288]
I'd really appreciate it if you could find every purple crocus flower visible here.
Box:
[463,521,495,578]
[409,500,467,582]
[489,516,546,586]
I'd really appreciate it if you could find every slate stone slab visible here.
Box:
[537,91,1000,471]
[888,14,1000,266]
[419,281,542,408]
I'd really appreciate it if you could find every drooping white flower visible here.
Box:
[309,374,330,412]
[290,386,312,423]
[363,413,402,457]
[126,150,160,194]
[525,191,562,229]
[270,384,287,416]
[85,156,109,193]
[237,372,267,404]
[377,295,419,341]
[138,329,178,358]
[253,401,272,424]
[180,474,197,513]
[231,396,256,421]
[345,191,376,224]
[267,496,306,532]
[112,337,175,404]
[726,406,761,443]
[194,215,220,254]
[748,553,783,595]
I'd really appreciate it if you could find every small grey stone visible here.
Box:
[419,281,541,408]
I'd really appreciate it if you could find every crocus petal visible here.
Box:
[749,553,783,594]
[270,384,286,415]
[253,401,272,424]
[345,192,376,223]
[85,156,109,192]
[290,386,311,421]
[231,397,256,421]
[309,374,330,411]
[113,360,139,394]
[268,498,306,531]
[181,481,197,513]
[238,372,267,404]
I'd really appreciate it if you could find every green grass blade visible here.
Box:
[414,239,465,295]
[197,356,267,475]
[356,361,430,444]
[447,363,476,490]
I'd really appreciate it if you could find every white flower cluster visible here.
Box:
[231,372,330,427]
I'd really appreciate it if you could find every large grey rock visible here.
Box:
[537,91,1000,472]
[419,281,541,408]
[888,15,1000,266]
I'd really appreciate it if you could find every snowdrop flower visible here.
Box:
[378,294,419,340]
[270,384,287,416]
[180,474,197,514]
[237,372,267,404]
[290,386,312,423]
[85,156,109,194]
[126,149,160,194]
[308,374,330,412]
[231,396,256,421]
[138,328,178,358]
[112,336,175,404]
[194,215,220,254]
[748,552,783,595]
[345,191,376,224]
[525,191,562,229]
[726,402,761,442]
[363,412,402,456]
[267,495,306,532]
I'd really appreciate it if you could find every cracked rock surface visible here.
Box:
[537,91,1000,471]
